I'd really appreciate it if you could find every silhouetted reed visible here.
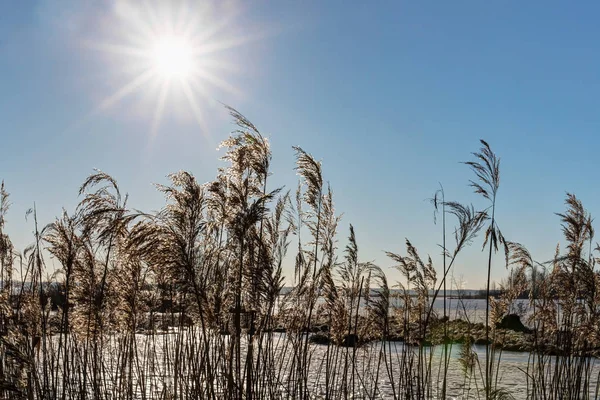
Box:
[2,110,600,399]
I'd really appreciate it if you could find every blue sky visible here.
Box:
[2,1,600,288]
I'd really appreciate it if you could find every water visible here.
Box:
[31,295,586,399]
[37,327,600,399]
[278,292,533,325]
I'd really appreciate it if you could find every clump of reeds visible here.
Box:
[4,109,600,400]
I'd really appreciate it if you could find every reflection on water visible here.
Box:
[74,330,595,399]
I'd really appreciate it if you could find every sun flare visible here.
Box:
[85,1,260,137]
[152,35,193,79]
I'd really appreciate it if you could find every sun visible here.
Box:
[82,1,261,137]
[152,35,193,79]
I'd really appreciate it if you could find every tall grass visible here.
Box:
[1,109,600,399]
[464,140,507,399]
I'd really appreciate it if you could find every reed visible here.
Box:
[464,139,507,399]
[2,110,600,399]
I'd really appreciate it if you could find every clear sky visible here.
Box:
[2,1,600,288]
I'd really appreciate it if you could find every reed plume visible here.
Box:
[464,139,507,398]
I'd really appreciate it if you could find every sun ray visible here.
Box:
[187,75,212,104]
[140,0,165,37]
[192,34,264,58]
[196,58,241,74]
[83,42,151,59]
[150,79,171,140]
[173,1,189,32]
[63,67,157,135]
[98,69,156,111]
[180,80,211,141]
[113,2,157,40]
[192,69,241,97]
[182,6,241,43]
